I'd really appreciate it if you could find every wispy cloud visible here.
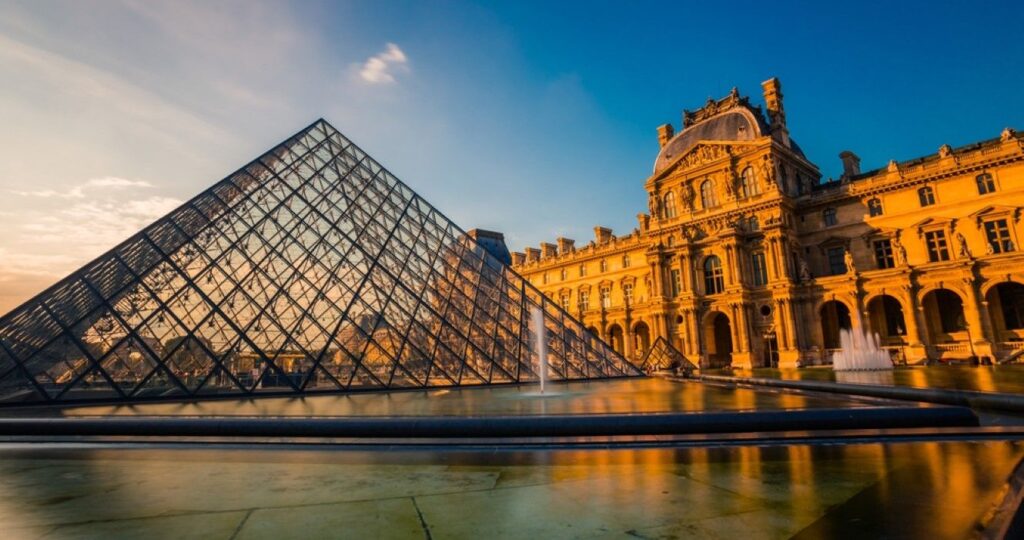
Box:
[358,43,409,84]
[11,176,153,199]
[20,195,182,247]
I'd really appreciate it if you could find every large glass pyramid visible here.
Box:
[0,120,639,405]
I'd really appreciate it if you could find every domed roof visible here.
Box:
[653,107,764,174]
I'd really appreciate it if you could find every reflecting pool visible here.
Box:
[18,378,887,418]
[717,365,1024,394]
[0,440,1019,539]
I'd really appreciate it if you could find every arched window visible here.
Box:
[823,207,838,226]
[703,256,725,295]
[740,167,759,198]
[867,198,883,217]
[663,191,677,218]
[918,186,936,207]
[976,173,996,195]
[599,259,608,272]
[700,180,717,209]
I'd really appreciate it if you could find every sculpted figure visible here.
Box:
[683,182,696,210]
[955,232,972,259]
[798,257,812,282]
[844,250,856,273]
[893,239,907,266]
[759,155,777,186]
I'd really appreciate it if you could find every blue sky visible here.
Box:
[1,0,1023,313]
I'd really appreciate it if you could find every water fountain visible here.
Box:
[832,327,893,372]
[530,306,549,394]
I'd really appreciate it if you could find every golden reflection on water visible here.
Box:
[54,378,864,418]
[0,441,1019,537]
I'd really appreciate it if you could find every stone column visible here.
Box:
[736,303,750,353]
[678,253,691,292]
[649,261,663,297]
[963,277,994,357]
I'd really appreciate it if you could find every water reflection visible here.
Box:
[20,378,874,418]
[724,365,1024,394]
[0,441,1018,538]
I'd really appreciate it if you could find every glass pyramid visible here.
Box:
[0,120,640,405]
[639,337,694,374]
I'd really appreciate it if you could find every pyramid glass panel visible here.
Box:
[0,120,641,405]
[639,337,696,373]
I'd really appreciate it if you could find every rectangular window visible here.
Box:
[623,283,634,305]
[985,219,1014,254]
[670,269,681,297]
[977,173,996,195]
[560,294,570,311]
[751,252,768,286]
[823,208,838,226]
[578,291,589,311]
[873,239,894,269]
[600,287,612,309]
[919,187,936,207]
[925,230,950,262]
[827,247,846,276]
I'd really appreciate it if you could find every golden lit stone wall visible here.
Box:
[514,79,1024,369]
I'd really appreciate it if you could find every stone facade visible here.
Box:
[512,78,1024,369]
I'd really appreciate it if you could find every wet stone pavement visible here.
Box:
[0,440,1020,539]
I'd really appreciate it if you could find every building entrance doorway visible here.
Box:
[762,333,779,368]
[704,311,733,368]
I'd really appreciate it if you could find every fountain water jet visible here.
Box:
[530,306,549,394]
[831,327,893,371]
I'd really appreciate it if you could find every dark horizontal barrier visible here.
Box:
[0,407,978,438]
[699,374,1024,413]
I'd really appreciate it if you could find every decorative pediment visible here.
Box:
[816,236,850,250]
[969,205,1021,225]
[911,216,956,235]
[672,143,731,172]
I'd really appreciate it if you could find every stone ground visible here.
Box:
[0,440,1019,539]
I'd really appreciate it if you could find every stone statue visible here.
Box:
[844,250,856,273]
[683,182,696,210]
[798,257,812,282]
[759,155,777,186]
[893,239,907,266]
[955,232,972,259]
[938,144,953,158]
[1002,127,1016,142]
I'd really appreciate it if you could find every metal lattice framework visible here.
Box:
[0,120,640,405]
[640,337,694,373]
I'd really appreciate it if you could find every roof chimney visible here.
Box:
[761,77,789,146]
[657,124,674,148]
[540,242,558,259]
[556,237,575,255]
[839,151,861,178]
[594,226,613,245]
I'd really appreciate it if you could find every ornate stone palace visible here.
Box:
[511,78,1024,369]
